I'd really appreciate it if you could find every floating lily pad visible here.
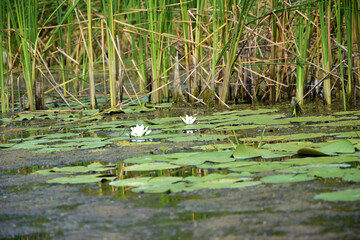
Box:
[181,151,234,163]
[197,161,258,170]
[262,141,320,152]
[186,179,260,191]
[167,134,228,142]
[109,177,151,187]
[47,174,115,184]
[261,174,316,183]
[229,162,288,173]
[314,188,360,202]
[290,115,358,123]
[184,173,244,183]
[334,131,360,138]
[35,162,115,175]
[133,183,187,193]
[232,144,262,159]
[191,143,235,151]
[148,176,183,184]
[342,172,360,182]
[282,156,358,165]
[242,132,333,143]
[298,139,355,156]
[232,144,292,160]
[124,162,180,171]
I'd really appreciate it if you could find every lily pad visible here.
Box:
[297,139,355,156]
[131,182,187,193]
[261,174,316,183]
[282,156,358,165]
[230,162,288,173]
[35,162,115,175]
[47,174,115,184]
[314,188,360,202]
[124,162,180,171]
[109,177,151,187]
[232,144,262,159]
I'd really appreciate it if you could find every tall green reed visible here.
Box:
[319,0,332,105]
[87,0,96,109]
[102,0,117,107]
[345,0,353,102]
[335,0,346,110]
[294,3,313,105]
[220,0,254,104]
[147,0,172,103]
[0,1,6,113]
[14,0,37,110]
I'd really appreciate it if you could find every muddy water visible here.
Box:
[1,104,360,239]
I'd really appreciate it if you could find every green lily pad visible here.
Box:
[230,181,262,188]
[47,174,115,184]
[242,132,333,143]
[198,161,258,170]
[262,141,320,152]
[229,162,288,173]
[35,162,115,175]
[124,155,172,164]
[342,172,360,182]
[290,115,358,123]
[334,131,360,138]
[167,134,228,142]
[191,143,235,151]
[261,174,316,183]
[298,139,355,156]
[282,156,358,165]
[109,177,151,187]
[131,182,187,193]
[184,173,244,183]
[148,176,183,184]
[180,151,234,164]
[186,179,260,191]
[232,144,262,159]
[124,162,180,171]
[314,188,360,202]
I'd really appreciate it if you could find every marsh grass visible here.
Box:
[0,0,359,112]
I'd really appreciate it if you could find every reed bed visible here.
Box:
[0,0,359,113]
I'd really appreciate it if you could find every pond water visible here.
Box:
[1,101,360,239]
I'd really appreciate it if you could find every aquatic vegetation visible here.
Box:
[180,115,197,125]
[128,125,151,137]
[314,188,360,202]
[260,174,316,184]
[2,107,360,201]
[297,139,355,156]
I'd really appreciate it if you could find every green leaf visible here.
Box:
[148,176,183,184]
[124,162,180,171]
[229,162,288,173]
[298,139,355,156]
[282,156,358,165]
[314,188,360,202]
[167,134,228,142]
[232,144,262,159]
[131,182,187,193]
[35,162,115,175]
[260,174,316,183]
[109,177,151,187]
[47,174,115,184]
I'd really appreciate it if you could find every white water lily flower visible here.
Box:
[180,115,196,125]
[129,125,151,137]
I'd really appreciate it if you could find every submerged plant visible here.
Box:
[180,115,197,125]
[129,125,151,137]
